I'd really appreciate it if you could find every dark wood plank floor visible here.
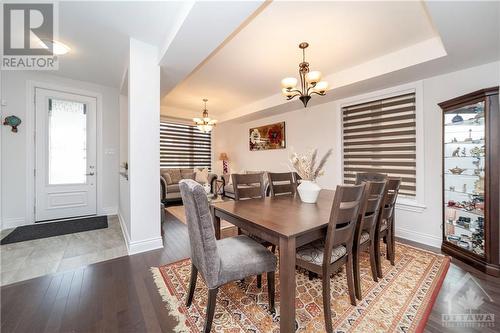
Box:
[1,211,499,332]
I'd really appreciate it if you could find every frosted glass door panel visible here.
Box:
[48,99,87,185]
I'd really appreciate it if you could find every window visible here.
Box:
[160,121,211,170]
[342,92,416,197]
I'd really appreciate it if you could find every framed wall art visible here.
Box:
[249,121,285,151]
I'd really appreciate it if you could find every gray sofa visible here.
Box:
[160,168,217,202]
[221,171,270,199]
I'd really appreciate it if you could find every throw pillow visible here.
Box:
[166,169,182,184]
[195,168,209,184]
[161,172,173,185]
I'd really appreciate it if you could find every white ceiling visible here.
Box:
[162,1,438,118]
[55,1,186,88]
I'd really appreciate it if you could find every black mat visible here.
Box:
[0,216,108,245]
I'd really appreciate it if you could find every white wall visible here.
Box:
[1,71,120,229]
[118,94,130,234]
[213,61,500,248]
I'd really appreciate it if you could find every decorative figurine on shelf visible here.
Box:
[464,129,473,142]
[452,147,461,157]
[3,115,21,132]
[451,137,458,143]
[470,146,485,158]
[452,114,464,123]
[461,147,467,156]
[449,185,456,192]
[449,166,467,174]
[474,176,485,195]
[462,184,467,193]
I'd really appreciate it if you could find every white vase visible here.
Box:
[297,180,321,203]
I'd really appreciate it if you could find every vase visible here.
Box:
[297,180,321,203]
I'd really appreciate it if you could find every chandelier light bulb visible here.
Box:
[305,71,322,84]
[314,81,329,93]
[281,77,298,89]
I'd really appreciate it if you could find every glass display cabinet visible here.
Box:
[439,87,499,276]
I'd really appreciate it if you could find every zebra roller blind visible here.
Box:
[160,122,212,169]
[342,92,416,197]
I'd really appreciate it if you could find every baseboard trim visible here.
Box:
[396,226,442,248]
[1,217,28,230]
[117,211,132,254]
[117,211,163,255]
[128,237,164,255]
[101,206,118,216]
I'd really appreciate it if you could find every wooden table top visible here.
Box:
[211,189,335,238]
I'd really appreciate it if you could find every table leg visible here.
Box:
[279,236,296,332]
[211,207,221,240]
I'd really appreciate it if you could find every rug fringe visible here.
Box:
[150,267,190,333]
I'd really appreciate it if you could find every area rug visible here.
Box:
[151,242,449,332]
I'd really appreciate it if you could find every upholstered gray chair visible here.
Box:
[179,179,277,333]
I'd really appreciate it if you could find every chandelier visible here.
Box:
[193,99,217,133]
[281,42,328,108]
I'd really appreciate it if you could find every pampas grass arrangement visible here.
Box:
[289,148,333,181]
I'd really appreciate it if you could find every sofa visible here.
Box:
[160,168,217,202]
[221,171,270,199]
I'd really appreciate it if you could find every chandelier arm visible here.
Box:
[288,88,303,95]
[309,91,326,97]
[286,93,301,100]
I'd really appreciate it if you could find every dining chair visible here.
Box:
[296,184,365,333]
[179,179,276,333]
[375,177,401,278]
[355,172,387,184]
[268,172,296,197]
[231,173,275,288]
[352,180,387,300]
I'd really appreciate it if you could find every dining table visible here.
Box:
[210,189,336,332]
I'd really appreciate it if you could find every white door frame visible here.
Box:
[26,80,104,224]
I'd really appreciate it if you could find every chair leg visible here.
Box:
[375,237,383,279]
[308,271,316,280]
[203,288,218,333]
[346,255,357,306]
[267,271,275,313]
[186,264,198,307]
[322,270,333,333]
[237,227,242,235]
[353,246,362,300]
[369,240,379,283]
[257,274,262,288]
[387,222,395,266]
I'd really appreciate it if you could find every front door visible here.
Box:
[35,88,97,221]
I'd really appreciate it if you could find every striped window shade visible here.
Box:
[342,92,417,197]
[160,122,212,170]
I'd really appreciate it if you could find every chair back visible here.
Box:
[231,173,266,200]
[380,177,401,222]
[323,184,365,267]
[268,172,296,197]
[179,179,220,289]
[355,172,387,185]
[355,181,387,243]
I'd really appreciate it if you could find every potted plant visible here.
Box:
[289,148,332,203]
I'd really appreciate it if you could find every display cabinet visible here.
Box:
[439,87,499,276]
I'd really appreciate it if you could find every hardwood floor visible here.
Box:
[1,211,499,332]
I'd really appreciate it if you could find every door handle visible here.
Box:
[85,172,95,176]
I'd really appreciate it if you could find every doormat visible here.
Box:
[0,216,108,245]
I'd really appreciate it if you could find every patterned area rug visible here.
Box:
[151,242,449,332]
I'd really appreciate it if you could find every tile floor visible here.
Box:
[0,215,127,286]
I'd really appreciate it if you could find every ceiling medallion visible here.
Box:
[193,99,217,133]
[281,42,328,108]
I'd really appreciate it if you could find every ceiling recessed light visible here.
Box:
[39,39,71,55]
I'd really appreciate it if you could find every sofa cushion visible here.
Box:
[161,172,173,185]
[167,184,180,193]
[166,169,182,183]
[181,172,196,180]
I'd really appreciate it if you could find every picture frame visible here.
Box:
[249,121,286,151]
